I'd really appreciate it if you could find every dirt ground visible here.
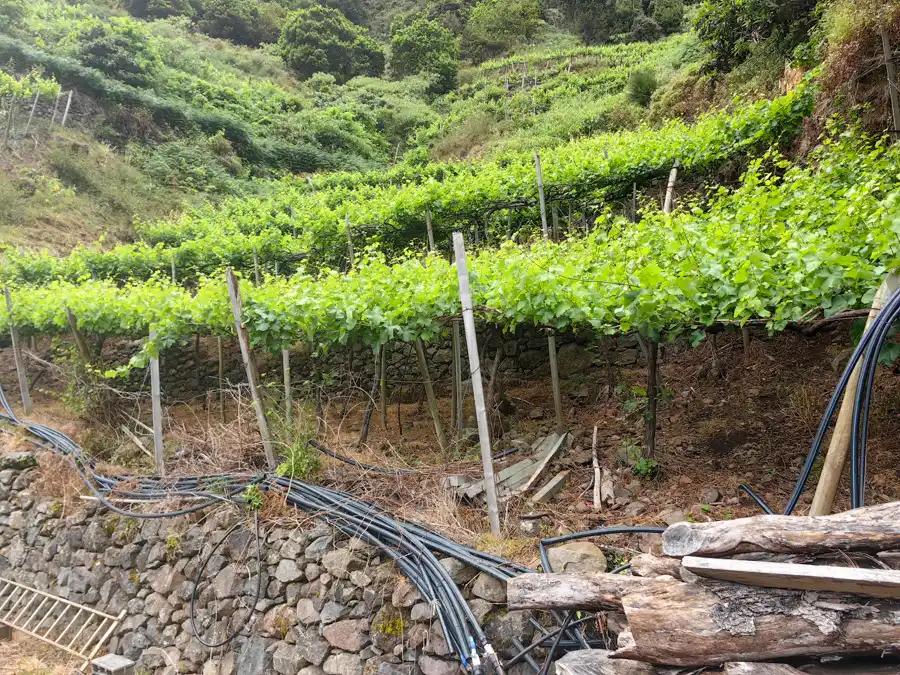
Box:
[2,322,899,561]
[0,634,78,675]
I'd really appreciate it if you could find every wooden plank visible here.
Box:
[462,457,536,499]
[529,470,569,505]
[663,499,900,558]
[463,437,559,498]
[682,556,900,599]
[515,432,570,495]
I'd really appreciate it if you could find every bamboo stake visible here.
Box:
[535,152,550,240]
[23,91,39,136]
[217,336,224,423]
[810,276,900,515]
[65,308,91,362]
[4,288,31,415]
[60,91,73,128]
[378,344,387,429]
[453,232,501,535]
[663,159,680,215]
[881,27,900,132]
[225,268,276,469]
[149,330,165,476]
[452,319,463,438]
[547,333,564,432]
[283,348,292,443]
[345,215,355,268]
[48,91,61,132]
[170,256,177,284]
[425,208,435,252]
[414,339,447,451]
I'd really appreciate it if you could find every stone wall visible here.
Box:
[0,455,533,675]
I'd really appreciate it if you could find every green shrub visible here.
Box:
[64,17,163,87]
[463,0,543,60]
[279,5,384,82]
[124,0,194,20]
[626,68,658,107]
[133,133,249,194]
[652,0,684,34]
[196,0,261,45]
[0,0,27,27]
[389,16,458,94]
[629,13,662,43]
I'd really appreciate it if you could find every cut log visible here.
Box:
[507,573,671,611]
[723,664,803,675]
[615,578,900,666]
[629,554,681,579]
[682,556,900,599]
[553,650,661,675]
[663,501,900,558]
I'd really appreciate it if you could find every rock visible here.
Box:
[547,542,606,573]
[553,649,657,674]
[677,476,693,485]
[324,619,370,652]
[378,664,419,675]
[519,519,541,537]
[700,488,721,504]
[350,571,371,587]
[556,343,592,378]
[0,452,37,470]
[213,564,243,599]
[236,635,272,675]
[324,653,364,675]
[306,535,333,561]
[659,508,686,526]
[623,501,647,518]
[486,610,533,649]
[438,558,477,585]
[301,667,326,675]
[274,642,307,675]
[467,598,493,624]
[418,655,458,675]
[295,625,330,666]
[149,565,184,595]
[410,603,433,622]
[391,579,421,608]
[471,573,506,603]
[275,559,303,583]
[527,408,545,420]
[297,598,321,625]
[323,549,365,579]
[321,601,349,623]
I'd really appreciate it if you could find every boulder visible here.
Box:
[324,653,364,675]
[471,573,506,603]
[547,542,606,573]
[274,642,308,675]
[418,655,459,675]
[275,559,303,583]
[324,619,370,652]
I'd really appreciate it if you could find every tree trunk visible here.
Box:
[662,501,900,558]
[507,573,670,611]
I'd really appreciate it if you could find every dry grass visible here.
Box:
[0,635,79,675]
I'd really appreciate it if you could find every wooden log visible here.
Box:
[811,275,900,515]
[4,288,31,415]
[553,650,660,675]
[414,339,447,451]
[600,468,615,508]
[662,159,679,215]
[614,577,900,666]
[225,268,276,470]
[723,664,803,675]
[663,500,900,558]
[507,572,670,611]
[629,554,681,579]
[682,556,900,599]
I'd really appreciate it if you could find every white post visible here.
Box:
[453,232,501,535]
[23,91,39,136]
[225,268,276,469]
[48,91,62,131]
[534,152,550,241]
[425,208,435,252]
[4,288,32,415]
[663,159,680,215]
[149,330,165,476]
[547,333,563,432]
[60,91,73,128]
[345,215,355,268]
[283,348,292,443]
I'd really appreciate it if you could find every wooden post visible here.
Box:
[631,182,637,222]
[645,338,659,458]
[283,348,292,443]
[3,94,15,148]
[663,159,680,215]
[290,206,297,238]
[551,204,559,240]
[534,152,550,241]
[414,339,447,451]
[65,308,91,362]
[357,346,380,446]
[170,256,177,284]
[4,288,31,415]
[216,336,225,423]
[592,425,601,511]
[378,344,387,429]
[252,248,261,284]
[306,176,316,192]
[810,276,900,515]
[547,333,564,432]
[453,232,501,535]
[452,319,463,438]
[149,330,165,476]
[225,268,276,470]
[60,91,73,128]
[23,91,39,136]
[425,208,435,252]
[345,215,355,268]
[48,91,62,131]
[881,27,900,132]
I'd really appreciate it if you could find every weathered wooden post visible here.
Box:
[534,152,550,240]
[4,288,31,415]
[425,208,435,252]
[663,159,680,215]
[345,215,355,268]
[414,339,447,451]
[65,308,91,362]
[149,330,165,476]
[881,27,900,132]
[23,91,39,136]
[60,91,73,128]
[453,232,501,536]
[547,331,563,432]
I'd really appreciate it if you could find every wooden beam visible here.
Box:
[425,208,435,252]
[811,275,900,515]
[682,556,900,599]
[414,339,447,451]
[515,433,570,496]
[148,330,165,476]
[225,268,276,470]
[4,288,31,415]
[453,232,501,535]
[528,470,568,505]
[663,500,900,558]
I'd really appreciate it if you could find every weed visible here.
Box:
[165,535,181,562]
[242,485,264,510]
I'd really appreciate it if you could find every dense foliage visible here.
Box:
[389,16,459,93]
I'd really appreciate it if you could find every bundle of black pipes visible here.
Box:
[0,382,609,674]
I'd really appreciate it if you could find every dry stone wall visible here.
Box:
[0,454,534,675]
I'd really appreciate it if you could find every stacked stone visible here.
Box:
[0,455,535,675]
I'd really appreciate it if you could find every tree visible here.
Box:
[0,0,28,27]
[463,0,542,60]
[196,0,258,45]
[629,12,662,42]
[124,0,194,20]
[66,17,162,87]
[389,16,459,93]
[651,0,683,34]
[279,5,385,82]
